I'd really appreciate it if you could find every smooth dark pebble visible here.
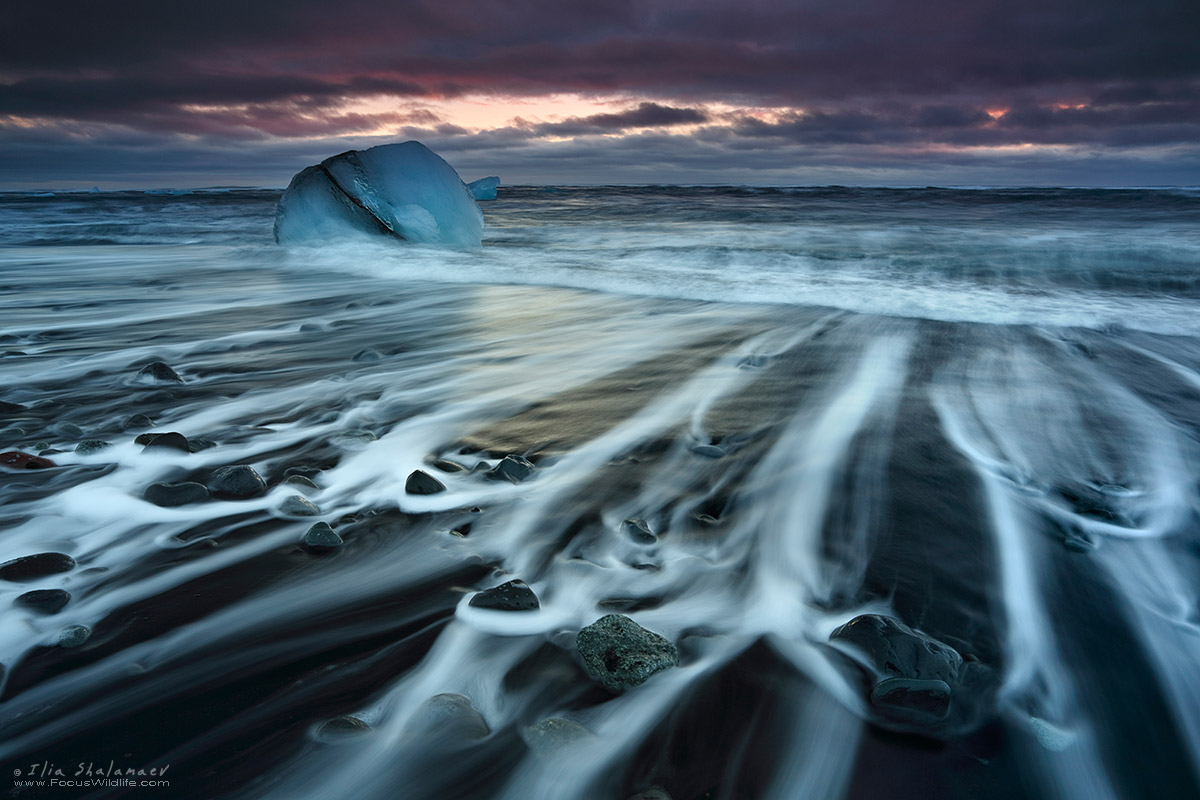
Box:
[16,589,71,615]
[0,552,76,582]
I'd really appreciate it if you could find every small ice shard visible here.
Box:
[274,141,484,246]
[467,176,500,201]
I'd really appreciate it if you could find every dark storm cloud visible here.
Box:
[3,0,1200,185]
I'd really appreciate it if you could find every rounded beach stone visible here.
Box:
[136,361,183,383]
[207,465,267,499]
[75,439,111,455]
[0,553,76,582]
[302,521,343,550]
[56,624,91,648]
[576,614,679,691]
[280,495,321,516]
[486,454,535,483]
[16,588,71,615]
[144,481,210,507]
[406,469,446,495]
[469,579,540,611]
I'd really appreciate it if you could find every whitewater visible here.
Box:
[1,185,1199,799]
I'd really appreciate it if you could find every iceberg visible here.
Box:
[274,141,484,246]
[467,176,501,201]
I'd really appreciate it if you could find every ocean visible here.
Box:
[1,186,1200,799]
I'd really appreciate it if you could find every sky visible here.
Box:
[3,0,1199,188]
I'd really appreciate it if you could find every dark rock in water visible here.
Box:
[208,465,267,499]
[122,413,154,430]
[16,588,71,615]
[406,469,446,495]
[136,361,184,383]
[1,451,57,469]
[486,454,535,483]
[142,431,190,453]
[622,517,656,543]
[405,693,489,741]
[870,677,952,723]
[315,715,371,741]
[283,474,320,492]
[432,458,467,473]
[829,614,963,684]
[352,348,382,362]
[0,400,27,414]
[56,624,91,648]
[134,432,158,446]
[690,512,719,527]
[39,449,64,457]
[302,521,343,550]
[188,437,218,452]
[280,495,321,516]
[522,718,593,756]
[144,481,210,507]
[75,439,111,455]
[0,552,76,582]
[469,579,540,611]
[690,444,725,458]
[577,614,679,691]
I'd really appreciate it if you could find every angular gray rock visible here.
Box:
[576,614,679,691]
